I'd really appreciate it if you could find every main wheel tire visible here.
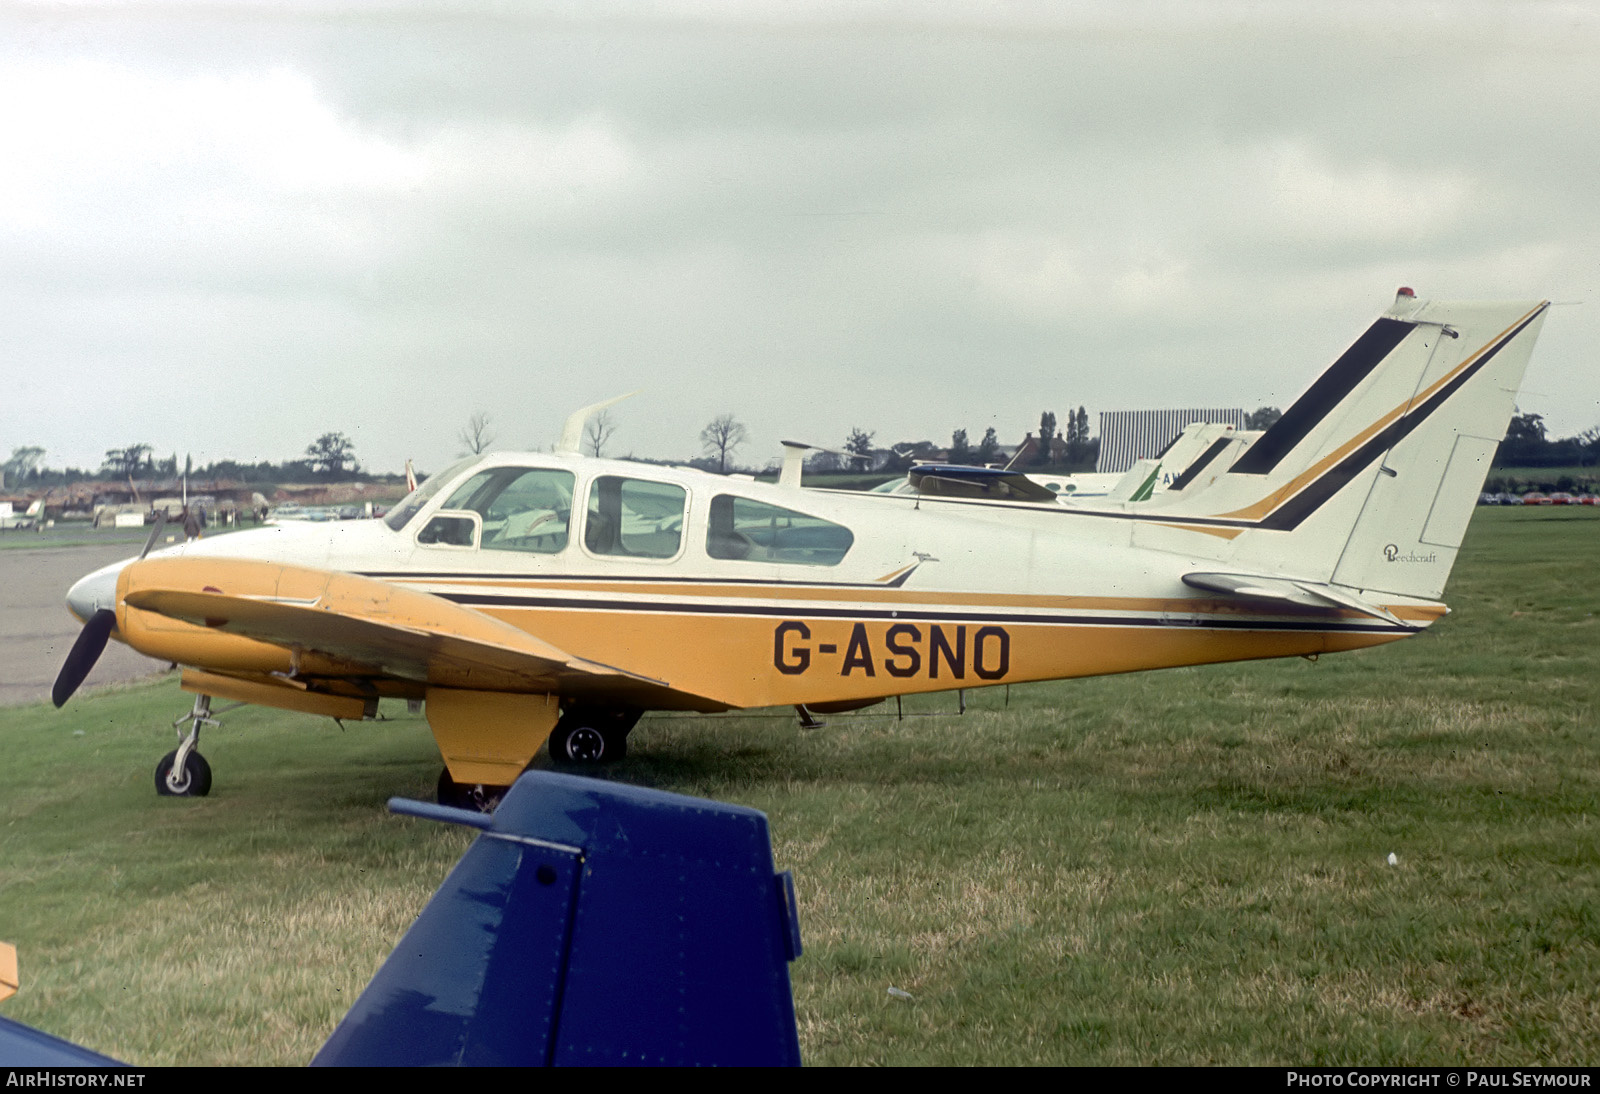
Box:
[155,749,212,797]
[549,721,627,765]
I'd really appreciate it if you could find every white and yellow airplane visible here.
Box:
[55,290,1550,807]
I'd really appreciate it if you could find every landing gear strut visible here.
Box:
[548,705,641,766]
[157,693,226,797]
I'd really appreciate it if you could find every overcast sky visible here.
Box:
[3,0,1597,477]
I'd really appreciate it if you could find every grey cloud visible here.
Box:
[3,3,1597,474]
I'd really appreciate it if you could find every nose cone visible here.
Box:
[66,561,126,623]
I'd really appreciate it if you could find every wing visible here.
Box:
[118,556,691,700]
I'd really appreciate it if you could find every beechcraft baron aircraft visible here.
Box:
[55,290,1550,807]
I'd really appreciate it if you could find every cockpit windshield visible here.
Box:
[382,457,479,531]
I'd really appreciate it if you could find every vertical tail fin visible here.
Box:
[1156,293,1550,600]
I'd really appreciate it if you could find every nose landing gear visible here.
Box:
[156,693,241,798]
[156,747,212,798]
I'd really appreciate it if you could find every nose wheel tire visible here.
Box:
[156,749,212,797]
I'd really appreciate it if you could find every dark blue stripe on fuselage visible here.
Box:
[434,590,1413,634]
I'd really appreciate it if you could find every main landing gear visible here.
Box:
[433,704,642,814]
[156,693,237,797]
[548,704,641,766]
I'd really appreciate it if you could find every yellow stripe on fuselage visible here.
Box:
[462,603,1412,709]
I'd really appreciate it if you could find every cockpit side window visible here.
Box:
[706,495,854,565]
[584,477,685,560]
[439,467,575,554]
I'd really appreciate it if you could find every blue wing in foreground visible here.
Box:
[313,771,804,1067]
[0,1016,124,1067]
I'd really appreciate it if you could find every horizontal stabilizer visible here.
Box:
[908,465,1059,502]
[1182,571,1408,626]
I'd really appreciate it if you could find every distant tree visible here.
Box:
[197,457,312,485]
[155,453,178,477]
[1579,426,1600,468]
[459,411,496,455]
[1035,411,1058,466]
[305,432,358,478]
[1504,411,1546,447]
[585,410,617,458]
[976,426,1000,465]
[699,414,749,473]
[948,428,972,464]
[1063,406,1093,465]
[1245,406,1283,431]
[1496,411,1548,467]
[103,444,154,479]
[3,446,44,485]
[844,428,875,470]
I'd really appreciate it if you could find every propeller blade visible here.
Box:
[140,510,168,559]
[52,609,117,708]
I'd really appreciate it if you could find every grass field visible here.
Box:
[1,507,1596,1065]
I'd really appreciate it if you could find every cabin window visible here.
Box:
[706,495,854,565]
[584,477,685,560]
[437,467,575,554]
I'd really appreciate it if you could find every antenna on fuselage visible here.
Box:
[554,392,641,456]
